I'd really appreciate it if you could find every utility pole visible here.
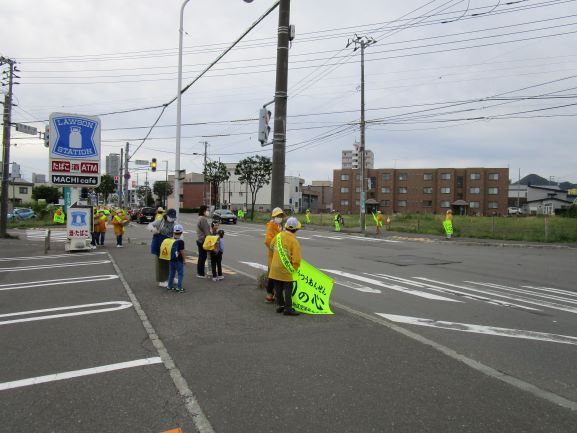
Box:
[164,160,169,208]
[0,56,17,238]
[270,0,291,210]
[119,148,124,208]
[123,142,129,209]
[200,140,208,206]
[348,35,376,233]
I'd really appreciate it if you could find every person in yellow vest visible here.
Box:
[112,209,129,248]
[333,211,342,232]
[443,209,454,240]
[305,209,311,224]
[373,210,384,235]
[155,207,165,221]
[264,207,285,303]
[53,207,65,224]
[269,216,302,316]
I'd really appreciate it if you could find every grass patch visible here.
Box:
[244,212,577,243]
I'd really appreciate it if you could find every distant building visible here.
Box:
[342,142,374,170]
[105,153,121,177]
[302,181,333,212]
[32,173,46,184]
[525,185,573,215]
[333,167,509,216]
[0,179,34,206]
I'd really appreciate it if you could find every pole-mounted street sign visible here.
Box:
[14,123,37,135]
[48,113,101,188]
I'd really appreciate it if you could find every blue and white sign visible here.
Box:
[49,112,101,188]
[49,113,101,159]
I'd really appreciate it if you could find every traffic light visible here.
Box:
[151,158,157,172]
[43,125,50,148]
[258,108,272,145]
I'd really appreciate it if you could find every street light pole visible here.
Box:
[174,0,190,217]
[175,0,254,216]
[0,57,16,237]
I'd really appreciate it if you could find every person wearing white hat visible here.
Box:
[269,216,302,316]
[167,224,186,292]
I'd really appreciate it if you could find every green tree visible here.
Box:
[234,155,272,220]
[95,174,116,203]
[32,185,60,203]
[204,160,230,207]
[137,186,154,207]
[153,181,174,207]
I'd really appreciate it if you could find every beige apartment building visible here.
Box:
[333,167,509,216]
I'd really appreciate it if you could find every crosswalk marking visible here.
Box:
[377,314,577,346]
[322,269,461,302]
[26,229,68,243]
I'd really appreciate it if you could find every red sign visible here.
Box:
[81,162,99,174]
[52,160,70,173]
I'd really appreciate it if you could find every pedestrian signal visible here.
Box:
[151,158,157,172]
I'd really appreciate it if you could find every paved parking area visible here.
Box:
[0,240,195,433]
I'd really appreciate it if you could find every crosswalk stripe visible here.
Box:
[377,313,577,346]
[417,277,577,314]
[322,269,460,302]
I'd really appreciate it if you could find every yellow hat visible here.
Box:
[271,207,284,217]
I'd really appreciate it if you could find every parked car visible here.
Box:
[508,207,524,215]
[8,208,36,221]
[212,209,237,224]
[137,207,156,223]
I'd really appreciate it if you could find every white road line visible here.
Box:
[312,234,344,240]
[297,236,312,240]
[0,252,107,262]
[415,277,577,314]
[377,313,577,346]
[336,280,382,294]
[0,260,110,273]
[0,301,132,325]
[462,281,577,314]
[239,261,268,271]
[0,275,118,292]
[0,357,162,391]
[373,274,540,312]
[322,269,461,302]
[465,281,577,305]
[522,285,577,299]
[345,235,401,243]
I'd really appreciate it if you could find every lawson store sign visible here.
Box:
[49,113,101,187]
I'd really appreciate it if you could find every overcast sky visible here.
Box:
[1,0,576,186]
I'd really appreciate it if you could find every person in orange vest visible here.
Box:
[269,217,302,316]
[95,209,107,246]
[112,209,129,248]
[264,207,285,303]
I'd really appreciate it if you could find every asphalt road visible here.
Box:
[3,220,577,433]
[0,235,196,433]
[172,214,577,405]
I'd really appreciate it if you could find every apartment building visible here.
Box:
[342,143,374,170]
[333,167,509,216]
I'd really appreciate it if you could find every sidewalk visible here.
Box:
[109,241,577,433]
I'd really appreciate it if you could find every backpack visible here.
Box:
[159,238,176,260]
[203,235,219,251]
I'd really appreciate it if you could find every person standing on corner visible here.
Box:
[155,206,165,221]
[443,209,454,240]
[305,208,311,224]
[270,217,302,316]
[196,205,211,278]
[334,210,342,232]
[112,209,129,248]
[150,208,177,287]
[264,207,285,303]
